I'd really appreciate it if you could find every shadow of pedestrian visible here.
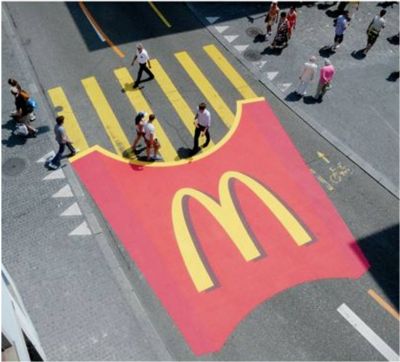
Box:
[177,147,194,159]
[387,33,399,45]
[285,91,303,102]
[36,125,50,135]
[2,133,27,147]
[325,9,340,18]
[319,46,335,58]
[351,49,367,60]
[2,118,16,131]
[303,96,319,105]
[377,2,397,8]
[253,34,267,43]
[317,3,337,10]
[261,46,284,56]
[387,71,399,82]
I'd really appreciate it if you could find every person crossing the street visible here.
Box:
[192,102,211,155]
[131,43,154,89]
[144,114,162,161]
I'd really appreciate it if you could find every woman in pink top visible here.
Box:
[315,59,336,101]
[287,6,297,38]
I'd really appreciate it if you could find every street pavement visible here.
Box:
[2,1,399,361]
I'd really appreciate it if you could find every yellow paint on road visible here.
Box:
[48,87,89,152]
[204,44,257,99]
[175,51,235,128]
[148,2,172,28]
[368,289,400,321]
[82,76,130,155]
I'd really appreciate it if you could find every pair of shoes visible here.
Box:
[201,143,209,149]
[133,82,139,89]
[48,162,59,170]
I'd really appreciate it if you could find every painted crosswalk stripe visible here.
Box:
[113,67,177,161]
[48,87,89,153]
[82,77,130,155]
[151,60,214,147]
[203,44,257,99]
[175,51,234,128]
[338,303,399,361]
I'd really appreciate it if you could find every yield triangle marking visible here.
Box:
[69,221,92,236]
[255,60,267,69]
[52,184,74,198]
[215,25,229,33]
[206,17,219,24]
[266,71,279,80]
[278,83,292,93]
[37,151,55,163]
[224,35,239,43]
[61,202,82,216]
[43,168,65,181]
[234,45,249,52]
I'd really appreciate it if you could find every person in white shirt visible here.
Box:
[192,102,211,155]
[144,114,162,161]
[131,43,154,88]
[296,56,318,96]
[363,9,386,55]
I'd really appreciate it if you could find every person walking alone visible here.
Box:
[192,102,211,155]
[363,9,386,55]
[48,116,77,170]
[331,11,349,51]
[265,1,280,37]
[315,59,336,102]
[296,56,318,97]
[131,43,154,89]
[287,6,297,39]
[144,114,162,161]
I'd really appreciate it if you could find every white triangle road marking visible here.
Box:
[36,151,55,163]
[266,71,279,80]
[234,45,249,52]
[60,202,82,216]
[52,184,74,198]
[69,221,92,236]
[255,60,267,69]
[215,25,229,33]
[43,168,65,181]
[224,35,239,43]
[205,16,219,24]
[278,82,292,93]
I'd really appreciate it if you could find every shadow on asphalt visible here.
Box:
[1,121,50,148]
[285,91,303,102]
[303,95,319,105]
[387,33,399,45]
[351,49,367,60]
[387,71,399,82]
[354,223,399,310]
[177,146,194,159]
[260,46,285,56]
[319,46,335,58]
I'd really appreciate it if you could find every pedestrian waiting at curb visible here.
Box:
[265,1,280,37]
[144,114,162,161]
[10,87,38,137]
[271,12,290,49]
[331,11,349,52]
[191,102,211,155]
[48,116,77,170]
[363,9,386,55]
[131,43,154,89]
[131,111,147,154]
[295,56,318,97]
[315,59,336,102]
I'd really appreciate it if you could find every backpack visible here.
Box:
[27,98,37,111]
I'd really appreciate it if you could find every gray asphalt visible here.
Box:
[2,2,399,361]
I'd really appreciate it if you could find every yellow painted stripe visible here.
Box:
[113,67,177,161]
[204,44,257,99]
[151,59,214,147]
[82,77,130,155]
[368,289,400,321]
[175,51,235,128]
[148,1,172,28]
[48,87,89,152]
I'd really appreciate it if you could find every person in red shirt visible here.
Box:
[287,6,297,38]
[315,59,336,102]
[265,1,280,37]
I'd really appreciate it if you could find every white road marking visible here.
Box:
[215,25,229,33]
[36,151,55,163]
[52,184,74,198]
[60,202,82,216]
[234,44,249,52]
[206,16,219,24]
[337,303,400,361]
[266,71,279,80]
[82,9,105,42]
[224,35,239,43]
[255,60,267,69]
[278,82,292,93]
[43,168,65,180]
[69,221,92,236]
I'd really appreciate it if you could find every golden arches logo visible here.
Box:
[172,171,312,293]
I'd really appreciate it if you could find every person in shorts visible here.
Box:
[363,9,386,55]
[144,114,162,161]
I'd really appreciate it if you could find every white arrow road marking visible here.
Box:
[69,221,92,236]
[266,71,279,80]
[43,168,65,181]
[52,184,74,198]
[37,151,55,163]
[277,83,292,93]
[206,16,219,24]
[60,202,82,216]
[215,25,229,33]
[338,304,400,361]
[224,35,239,43]
[234,45,249,52]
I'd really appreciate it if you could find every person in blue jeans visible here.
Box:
[48,116,76,170]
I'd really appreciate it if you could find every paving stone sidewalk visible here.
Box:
[188,1,399,197]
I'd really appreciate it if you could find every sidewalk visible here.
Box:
[187,1,399,197]
[1,6,171,360]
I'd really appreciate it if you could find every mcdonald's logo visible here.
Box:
[172,171,313,292]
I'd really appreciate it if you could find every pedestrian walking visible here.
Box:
[271,12,290,49]
[287,6,297,38]
[48,116,77,170]
[363,10,386,55]
[192,102,211,155]
[345,1,359,22]
[131,111,147,154]
[315,59,336,102]
[331,11,349,51]
[9,79,36,121]
[131,43,154,88]
[296,56,318,97]
[265,1,280,37]
[8,78,21,91]
[10,87,38,136]
[144,114,162,161]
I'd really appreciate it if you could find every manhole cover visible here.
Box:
[246,26,263,38]
[243,48,262,62]
[2,157,27,177]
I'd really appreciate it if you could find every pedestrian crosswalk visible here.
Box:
[47,44,258,162]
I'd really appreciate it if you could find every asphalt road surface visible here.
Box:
[2,2,399,361]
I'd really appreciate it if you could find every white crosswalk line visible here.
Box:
[224,35,239,43]
[43,168,65,181]
[215,25,229,33]
[69,221,92,236]
[52,184,74,198]
[61,202,82,216]
[206,16,219,24]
